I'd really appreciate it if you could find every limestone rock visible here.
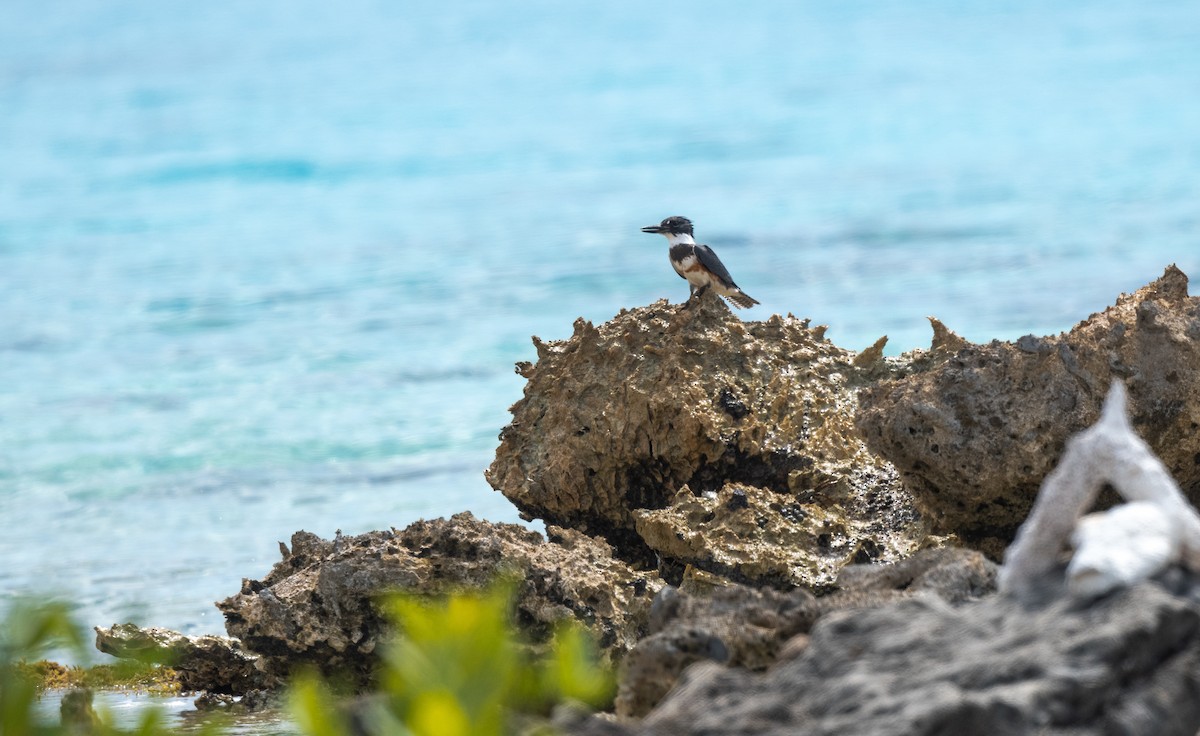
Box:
[633,473,919,590]
[927,316,970,355]
[615,548,996,718]
[487,293,927,587]
[857,265,1200,546]
[573,569,1200,736]
[216,512,661,682]
[94,623,270,694]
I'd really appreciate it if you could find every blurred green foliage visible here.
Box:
[2,599,81,736]
[290,583,614,736]
[0,598,174,735]
[4,583,613,735]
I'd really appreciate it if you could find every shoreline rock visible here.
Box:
[616,547,996,718]
[215,512,661,686]
[574,569,1200,736]
[93,623,270,694]
[858,265,1200,551]
[85,266,1200,736]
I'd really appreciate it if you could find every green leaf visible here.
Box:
[290,673,351,736]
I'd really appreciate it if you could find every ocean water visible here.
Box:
[2,0,1199,649]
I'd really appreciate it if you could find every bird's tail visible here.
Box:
[724,290,760,309]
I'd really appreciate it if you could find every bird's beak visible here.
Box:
[641,225,663,234]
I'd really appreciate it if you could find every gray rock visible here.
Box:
[616,548,997,718]
[573,570,1200,736]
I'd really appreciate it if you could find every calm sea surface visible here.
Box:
[2,0,1198,663]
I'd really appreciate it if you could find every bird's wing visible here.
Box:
[694,244,739,288]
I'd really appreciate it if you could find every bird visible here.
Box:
[641,215,760,309]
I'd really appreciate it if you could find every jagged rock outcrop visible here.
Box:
[82,264,1200,736]
[573,568,1200,736]
[487,293,928,588]
[216,512,662,682]
[616,547,996,717]
[94,623,271,694]
[857,266,1200,548]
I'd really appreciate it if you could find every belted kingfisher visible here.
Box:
[641,216,760,309]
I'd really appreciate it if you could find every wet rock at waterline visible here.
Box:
[94,623,271,694]
[216,512,662,682]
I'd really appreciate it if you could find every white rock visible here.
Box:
[1001,381,1200,600]
[1066,501,1181,599]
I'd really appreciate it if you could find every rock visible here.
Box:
[487,293,928,588]
[192,689,281,713]
[857,265,1200,548]
[93,623,270,694]
[216,512,662,683]
[60,689,100,734]
[852,335,888,368]
[831,545,998,604]
[927,316,970,355]
[1000,381,1200,600]
[1068,502,1180,598]
[632,459,927,590]
[615,547,997,717]
[572,569,1200,736]
[617,584,809,719]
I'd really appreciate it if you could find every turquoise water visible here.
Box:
[2,0,1199,639]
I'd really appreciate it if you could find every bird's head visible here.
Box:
[641,216,694,237]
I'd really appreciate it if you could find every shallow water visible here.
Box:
[2,0,1198,646]
[37,690,292,735]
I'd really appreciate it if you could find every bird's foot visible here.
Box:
[680,284,709,310]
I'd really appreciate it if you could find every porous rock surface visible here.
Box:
[487,293,928,588]
[858,266,1200,547]
[574,568,1200,736]
[94,623,271,694]
[216,512,661,683]
[615,547,997,718]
